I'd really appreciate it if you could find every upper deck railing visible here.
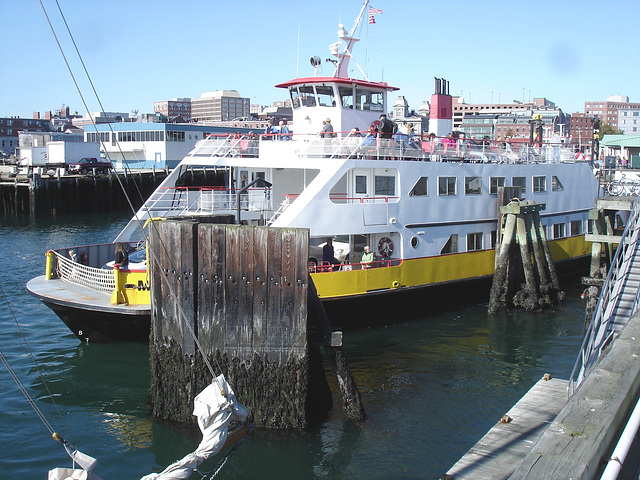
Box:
[186,132,583,164]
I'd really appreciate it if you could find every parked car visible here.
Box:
[67,157,112,175]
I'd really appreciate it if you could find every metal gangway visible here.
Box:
[569,195,640,395]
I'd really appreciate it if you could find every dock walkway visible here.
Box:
[445,377,568,480]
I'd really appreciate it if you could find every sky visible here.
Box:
[3,0,639,119]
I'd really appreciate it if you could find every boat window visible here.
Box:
[491,230,498,248]
[290,88,301,109]
[438,176,457,196]
[533,176,547,193]
[355,89,384,112]
[339,86,354,109]
[299,86,316,107]
[570,220,583,235]
[375,176,395,196]
[490,177,505,195]
[355,175,367,194]
[409,177,428,196]
[410,236,419,248]
[553,223,565,239]
[465,177,482,195]
[316,85,335,107]
[467,232,483,251]
[441,234,458,254]
[551,175,564,191]
[512,176,526,193]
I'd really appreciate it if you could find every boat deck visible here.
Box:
[444,376,568,480]
[26,275,149,316]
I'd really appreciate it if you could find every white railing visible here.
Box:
[136,186,273,218]
[569,196,640,395]
[55,251,115,296]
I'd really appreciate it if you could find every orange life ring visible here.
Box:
[378,237,394,258]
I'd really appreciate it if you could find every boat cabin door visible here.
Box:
[352,168,370,202]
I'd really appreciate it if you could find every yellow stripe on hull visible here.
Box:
[312,235,590,299]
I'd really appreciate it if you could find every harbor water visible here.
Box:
[0,213,588,479]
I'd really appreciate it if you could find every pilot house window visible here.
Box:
[316,86,336,107]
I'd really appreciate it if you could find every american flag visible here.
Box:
[368,6,383,24]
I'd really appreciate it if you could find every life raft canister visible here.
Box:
[378,237,393,257]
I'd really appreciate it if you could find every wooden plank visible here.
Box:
[252,226,269,354]
[445,377,569,480]
[196,223,226,352]
[224,225,241,355]
[265,227,282,359]
[585,233,622,244]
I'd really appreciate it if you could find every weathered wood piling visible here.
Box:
[148,218,363,429]
[489,193,563,314]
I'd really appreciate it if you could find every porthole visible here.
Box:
[410,236,419,248]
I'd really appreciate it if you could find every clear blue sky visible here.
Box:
[4,0,639,119]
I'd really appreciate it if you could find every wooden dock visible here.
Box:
[445,376,569,480]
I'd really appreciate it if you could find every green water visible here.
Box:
[0,212,587,479]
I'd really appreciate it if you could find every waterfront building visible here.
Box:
[453,97,557,130]
[85,122,255,170]
[600,134,640,167]
[457,113,498,140]
[585,95,640,130]
[0,115,53,157]
[191,90,250,122]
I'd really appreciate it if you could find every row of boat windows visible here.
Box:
[440,219,583,254]
[290,85,384,111]
[353,175,564,198]
[410,175,564,197]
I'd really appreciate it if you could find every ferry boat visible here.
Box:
[27,1,601,342]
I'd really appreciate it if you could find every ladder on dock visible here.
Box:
[570,195,640,395]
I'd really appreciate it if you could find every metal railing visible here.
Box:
[569,196,640,396]
[184,133,583,164]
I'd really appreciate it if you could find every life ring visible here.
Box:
[378,237,394,258]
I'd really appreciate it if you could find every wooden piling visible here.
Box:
[489,198,563,313]
[148,219,357,429]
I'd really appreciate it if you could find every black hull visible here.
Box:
[43,301,150,342]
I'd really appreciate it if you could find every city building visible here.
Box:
[618,107,640,135]
[191,90,250,122]
[390,95,426,136]
[585,95,640,129]
[0,115,53,157]
[453,97,556,130]
[71,112,132,128]
[568,113,597,153]
[153,98,192,122]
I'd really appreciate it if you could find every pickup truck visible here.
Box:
[67,157,112,175]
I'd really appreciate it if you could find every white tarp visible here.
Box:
[48,440,102,480]
[141,374,249,480]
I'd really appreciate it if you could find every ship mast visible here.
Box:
[331,0,370,80]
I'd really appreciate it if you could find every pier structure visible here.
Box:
[148,218,364,429]
[446,195,640,479]
[0,169,167,216]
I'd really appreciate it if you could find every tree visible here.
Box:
[597,123,623,139]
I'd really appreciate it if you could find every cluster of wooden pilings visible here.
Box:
[0,171,166,216]
[488,196,563,314]
[148,218,364,429]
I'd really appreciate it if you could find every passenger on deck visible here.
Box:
[377,114,395,139]
[322,237,338,270]
[361,245,374,268]
[68,249,78,263]
[278,121,292,140]
[114,242,129,267]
